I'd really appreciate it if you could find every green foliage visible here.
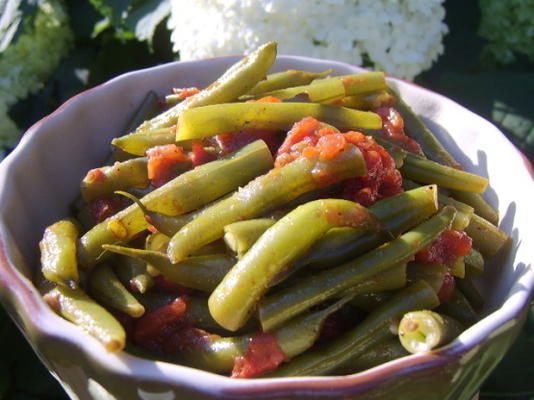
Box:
[478,0,534,65]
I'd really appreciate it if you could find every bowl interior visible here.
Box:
[0,55,532,396]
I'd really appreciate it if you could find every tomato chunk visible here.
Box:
[146,144,189,187]
[373,107,422,154]
[415,229,472,267]
[231,332,286,378]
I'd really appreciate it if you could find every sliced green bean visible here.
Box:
[88,263,145,317]
[136,42,277,132]
[449,190,499,225]
[268,280,439,377]
[39,219,79,288]
[246,78,345,103]
[78,140,273,267]
[167,144,366,263]
[331,90,394,110]
[247,69,332,95]
[400,153,488,193]
[407,262,448,294]
[349,291,393,312]
[103,245,234,292]
[209,199,380,331]
[303,184,439,269]
[456,277,485,313]
[175,102,382,141]
[465,213,510,259]
[114,254,153,294]
[258,206,455,331]
[398,310,463,353]
[81,157,150,202]
[43,286,125,352]
[223,218,276,257]
[450,256,466,278]
[464,248,485,277]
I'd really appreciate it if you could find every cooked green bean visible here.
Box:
[209,199,380,331]
[88,263,145,318]
[398,310,463,353]
[175,102,382,141]
[103,245,234,292]
[449,190,499,225]
[450,256,466,278]
[313,72,388,95]
[111,128,177,156]
[78,140,273,267]
[167,144,367,263]
[81,157,151,202]
[465,213,510,259]
[43,286,125,352]
[246,69,332,95]
[436,288,479,327]
[331,90,395,110]
[259,207,455,331]
[246,78,345,103]
[464,248,485,277]
[223,218,276,257]
[303,184,439,269]
[349,291,393,312]
[114,254,153,294]
[268,280,439,377]
[407,262,448,294]
[400,153,489,193]
[136,41,277,132]
[333,338,409,374]
[39,219,79,288]
[456,277,485,313]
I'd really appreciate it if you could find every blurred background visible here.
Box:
[0,0,533,398]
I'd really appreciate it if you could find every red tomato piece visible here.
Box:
[88,195,131,222]
[437,272,456,304]
[415,229,472,267]
[190,141,217,167]
[373,107,422,153]
[231,332,286,378]
[146,144,189,187]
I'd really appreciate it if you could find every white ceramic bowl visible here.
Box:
[0,55,533,400]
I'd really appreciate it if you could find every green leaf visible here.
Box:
[88,0,132,27]
[124,0,170,44]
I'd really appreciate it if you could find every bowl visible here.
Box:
[0,55,533,400]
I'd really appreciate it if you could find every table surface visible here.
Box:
[1,0,533,399]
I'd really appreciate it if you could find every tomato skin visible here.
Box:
[88,195,130,222]
[373,107,422,153]
[171,87,200,99]
[415,229,472,267]
[437,273,456,304]
[231,332,286,378]
[190,141,217,167]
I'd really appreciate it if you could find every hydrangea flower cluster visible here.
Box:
[0,0,73,156]
[168,0,448,81]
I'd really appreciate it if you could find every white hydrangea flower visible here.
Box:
[168,0,447,81]
[0,0,73,153]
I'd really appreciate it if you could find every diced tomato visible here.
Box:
[437,273,456,304]
[253,95,283,103]
[133,297,188,353]
[146,144,189,187]
[373,107,422,154]
[88,194,131,222]
[172,87,200,99]
[415,229,472,267]
[113,311,135,337]
[214,129,283,156]
[231,333,286,378]
[190,141,217,166]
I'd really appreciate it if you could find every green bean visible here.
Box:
[102,245,234,292]
[303,185,439,269]
[114,254,153,294]
[464,248,485,277]
[43,286,125,352]
[111,128,177,156]
[456,277,485,313]
[181,294,353,373]
[400,153,489,193]
[258,206,455,331]
[78,140,273,267]
[209,199,381,331]
[268,280,439,377]
[167,144,366,263]
[349,291,393,312]
[331,90,395,110]
[223,218,276,257]
[175,102,382,141]
[88,263,145,317]
[339,262,407,298]
[465,213,510,259]
[436,288,479,327]
[392,89,499,222]
[407,262,448,294]
[398,310,463,353]
[313,72,388,95]
[333,338,409,374]
[450,256,466,278]
[449,190,499,225]
[245,78,345,103]
[81,157,150,202]
[39,219,79,288]
[136,42,278,132]
[246,69,332,95]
